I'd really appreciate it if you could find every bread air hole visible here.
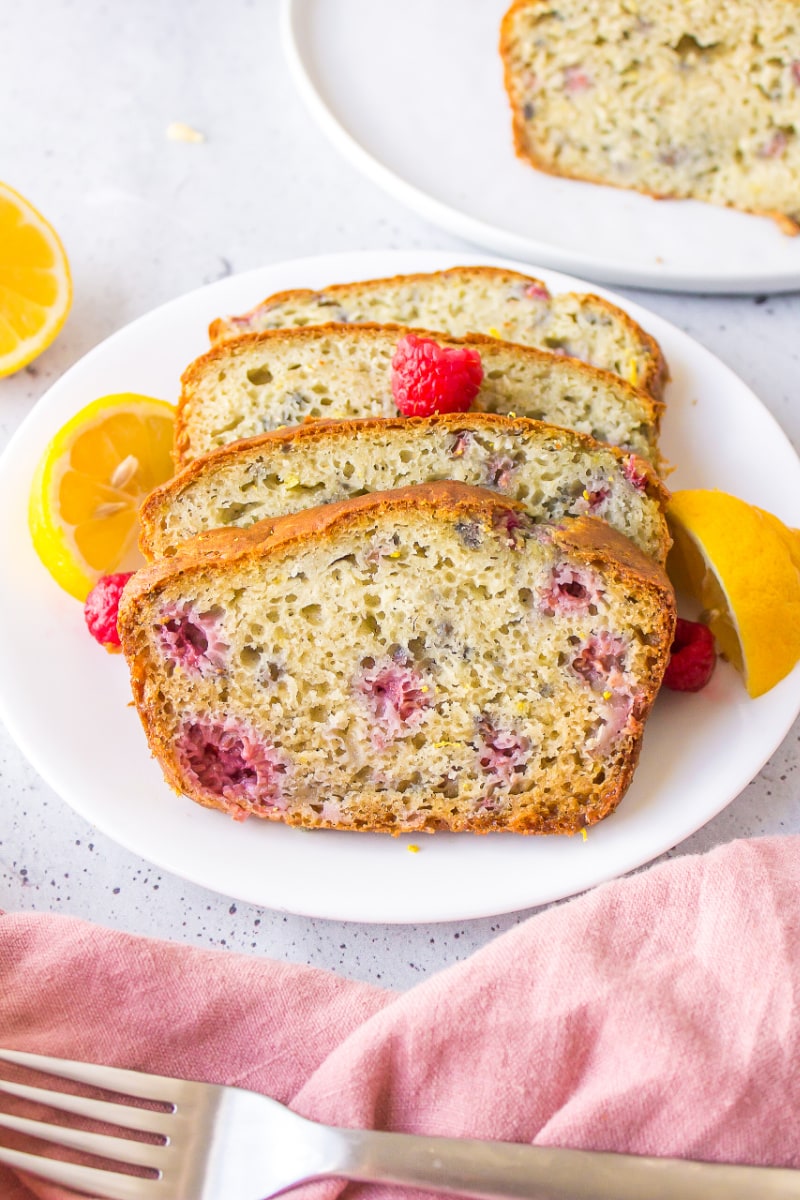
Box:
[246,365,273,386]
[211,417,244,437]
[240,645,261,668]
[671,32,720,58]
[217,502,260,525]
[395,774,423,793]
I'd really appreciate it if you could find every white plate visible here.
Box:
[1,250,799,924]
[283,0,800,294]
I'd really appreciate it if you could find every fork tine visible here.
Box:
[0,1109,165,1170]
[0,1048,176,1103]
[0,1142,158,1200]
[0,1077,171,1135]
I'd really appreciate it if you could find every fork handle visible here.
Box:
[330,1130,800,1199]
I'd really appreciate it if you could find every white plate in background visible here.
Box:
[283,0,800,294]
[0,249,798,923]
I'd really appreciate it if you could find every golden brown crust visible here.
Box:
[129,482,512,609]
[498,0,800,238]
[142,410,670,560]
[175,321,665,467]
[206,266,551,343]
[126,481,674,641]
[121,481,675,834]
[206,266,669,400]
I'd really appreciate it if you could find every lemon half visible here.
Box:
[0,182,72,377]
[29,393,175,600]
[667,489,800,699]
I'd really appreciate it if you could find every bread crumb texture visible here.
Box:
[501,0,800,231]
[142,413,670,563]
[209,267,667,399]
[120,484,675,835]
[175,323,662,466]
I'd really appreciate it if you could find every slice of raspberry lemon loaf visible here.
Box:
[175,325,662,466]
[208,266,668,399]
[119,482,675,834]
[141,413,670,563]
[500,0,800,233]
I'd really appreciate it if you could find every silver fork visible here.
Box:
[0,1048,798,1200]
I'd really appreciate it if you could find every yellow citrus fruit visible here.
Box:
[667,489,800,699]
[29,394,175,601]
[0,182,72,377]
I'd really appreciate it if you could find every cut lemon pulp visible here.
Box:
[29,394,175,600]
[667,489,800,699]
[0,182,72,376]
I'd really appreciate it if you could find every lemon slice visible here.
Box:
[29,393,175,600]
[667,489,800,698]
[0,182,72,376]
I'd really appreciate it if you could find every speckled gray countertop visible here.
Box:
[1,0,798,989]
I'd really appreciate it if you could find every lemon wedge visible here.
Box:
[0,182,72,376]
[29,393,175,600]
[667,489,800,698]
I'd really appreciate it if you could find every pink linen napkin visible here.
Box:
[2,833,800,1199]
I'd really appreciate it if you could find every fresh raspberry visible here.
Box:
[663,618,716,692]
[84,572,134,651]
[391,335,483,417]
